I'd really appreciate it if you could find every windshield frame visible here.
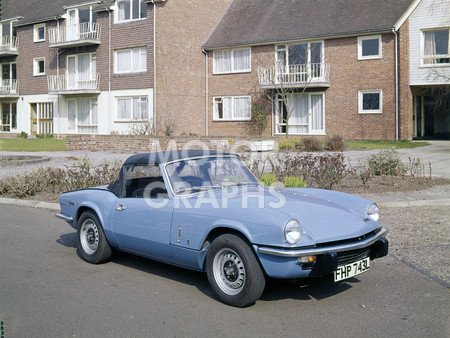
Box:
[162,154,260,197]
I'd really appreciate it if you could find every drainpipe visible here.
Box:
[106,8,112,133]
[54,17,60,138]
[202,48,208,136]
[392,27,399,141]
[150,1,157,132]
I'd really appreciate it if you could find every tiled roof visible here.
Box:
[2,0,113,25]
[203,0,416,49]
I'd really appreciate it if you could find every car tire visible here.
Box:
[77,210,112,264]
[206,234,266,307]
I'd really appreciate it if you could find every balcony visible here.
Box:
[48,22,101,48]
[0,36,19,56]
[47,74,100,94]
[0,80,19,98]
[258,63,330,89]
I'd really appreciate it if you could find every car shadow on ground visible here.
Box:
[56,231,361,304]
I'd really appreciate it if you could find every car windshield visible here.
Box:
[165,156,259,195]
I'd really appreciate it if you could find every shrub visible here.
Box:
[18,131,28,138]
[326,134,345,151]
[303,138,323,152]
[0,158,121,199]
[368,149,404,176]
[311,153,349,189]
[283,176,307,188]
[356,160,371,186]
[278,139,294,150]
[261,173,277,187]
[36,133,54,139]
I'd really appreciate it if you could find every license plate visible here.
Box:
[334,257,370,282]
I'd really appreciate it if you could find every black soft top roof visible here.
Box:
[123,150,235,167]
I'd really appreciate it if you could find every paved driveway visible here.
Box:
[0,204,448,337]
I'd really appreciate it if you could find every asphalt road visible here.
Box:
[0,204,448,337]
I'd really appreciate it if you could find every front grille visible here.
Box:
[337,247,370,266]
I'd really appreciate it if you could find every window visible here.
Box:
[117,0,147,22]
[117,96,149,120]
[358,35,382,60]
[276,41,324,81]
[33,58,45,76]
[0,20,18,50]
[124,165,167,198]
[33,23,45,42]
[0,102,17,131]
[213,96,251,121]
[114,47,147,73]
[67,53,97,89]
[276,93,325,135]
[423,29,449,65]
[68,98,98,133]
[213,48,251,74]
[358,90,382,114]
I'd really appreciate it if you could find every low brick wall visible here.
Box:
[65,135,278,152]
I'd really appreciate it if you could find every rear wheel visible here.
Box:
[206,234,266,307]
[77,210,112,264]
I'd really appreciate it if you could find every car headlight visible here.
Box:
[285,219,301,244]
[367,203,380,222]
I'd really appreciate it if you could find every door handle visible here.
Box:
[116,204,126,211]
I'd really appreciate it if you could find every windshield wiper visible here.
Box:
[175,185,222,194]
[224,182,261,188]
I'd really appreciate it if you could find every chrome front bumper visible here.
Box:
[258,227,388,258]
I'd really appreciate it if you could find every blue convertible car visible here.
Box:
[56,150,388,307]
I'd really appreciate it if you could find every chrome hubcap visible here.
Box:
[213,248,245,295]
[80,219,99,255]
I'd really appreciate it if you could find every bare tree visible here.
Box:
[255,42,328,138]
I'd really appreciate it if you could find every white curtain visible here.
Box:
[78,98,90,125]
[233,49,250,72]
[233,97,250,119]
[311,95,323,131]
[288,94,308,134]
[118,98,131,119]
[222,97,232,119]
[117,49,131,72]
[68,100,76,129]
[424,31,436,65]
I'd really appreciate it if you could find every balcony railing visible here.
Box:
[0,36,19,55]
[48,22,101,48]
[258,63,330,88]
[0,80,19,96]
[47,74,100,94]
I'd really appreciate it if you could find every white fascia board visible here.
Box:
[393,0,423,31]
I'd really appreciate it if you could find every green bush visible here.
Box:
[283,176,307,188]
[18,131,28,138]
[368,149,404,176]
[278,139,294,150]
[261,173,277,187]
[36,133,54,139]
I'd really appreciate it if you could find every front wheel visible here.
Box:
[77,210,112,264]
[206,234,266,307]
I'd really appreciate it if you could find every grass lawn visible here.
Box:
[0,138,66,152]
[346,140,430,150]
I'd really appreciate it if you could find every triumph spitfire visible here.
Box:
[56,150,388,307]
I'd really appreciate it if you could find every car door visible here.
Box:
[111,165,173,258]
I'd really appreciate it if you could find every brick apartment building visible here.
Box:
[0,0,448,140]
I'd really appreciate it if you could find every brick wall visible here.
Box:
[64,134,275,152]
[154,0,233,136]
[207,33,412,141]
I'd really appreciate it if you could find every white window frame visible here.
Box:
[275,92,325,135]
[114,47,147,74]
[213,96,251,121]
[68,98,98,131]
[358,89,383,114]
[33,57,45,76]
[115,0,147,23]
[116,96,149,121]
[358,35,382,60]
[213,48,251,74]
[33,23,46,42]
[421,28,450,67]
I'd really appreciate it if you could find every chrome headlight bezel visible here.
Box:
[367,203,380,222]
[284,219,301,244]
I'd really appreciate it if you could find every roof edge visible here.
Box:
[393,0,423,31]
[203,28,395,50]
